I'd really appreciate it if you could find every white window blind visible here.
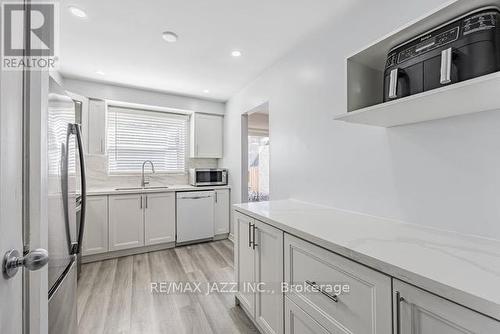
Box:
[107,106,188,173]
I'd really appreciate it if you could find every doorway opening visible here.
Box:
[242,103,269,203]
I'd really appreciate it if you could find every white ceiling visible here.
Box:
[59,0,346,101]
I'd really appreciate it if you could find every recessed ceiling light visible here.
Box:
[162,31,178,43]
[96,70,105,75]
[68,6,87,18]
[231,50,242,57]
[203,89,210,94]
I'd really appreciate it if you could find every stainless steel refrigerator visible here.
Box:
[47,77,86,334]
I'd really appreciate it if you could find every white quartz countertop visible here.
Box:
[87,184,230,196]
[234,199,500,321]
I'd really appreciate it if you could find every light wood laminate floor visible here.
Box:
[78,240,258,334]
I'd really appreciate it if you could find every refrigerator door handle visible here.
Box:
[70,124,87,255]
[61,133,73,255]
[64,124,87,255]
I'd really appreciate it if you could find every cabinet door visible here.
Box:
[108,194,144,251]
[82,196,108,256]
[255,220,284,334]
[235,212,256,317]
[214,189,230,235]
[144,192,175,245]
[394,280,500,334]
[87,99,106,155]
[191,114,223,158]
[285,297,330,334]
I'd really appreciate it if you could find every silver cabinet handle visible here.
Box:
[305,280,338,303]
[252,224,258,249]
[394,291,404,334]
[215,192,218,203]
[3,249,49,279]
[140,195,143,209]
[389,68,399,99]
[440,47,453,85]
[100,138,104,154]
[145,195,148,209]
[248,223,253,248]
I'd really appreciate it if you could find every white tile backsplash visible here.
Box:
[86,154,217,189]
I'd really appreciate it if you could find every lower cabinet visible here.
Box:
[144,192,176,245]
[394,279,500,334]
[235,212,284,334]
[235,210,500,334]
[284,234,392,334]
[285,297,330,334]
[109,194,144,251]
[82,195,108,255]
[109,193,177,251]
[235,212,255,316]
[214,189,230,235]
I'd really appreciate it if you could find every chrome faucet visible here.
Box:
[141,160,155,188]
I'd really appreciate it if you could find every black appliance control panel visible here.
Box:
[385,8,499,69]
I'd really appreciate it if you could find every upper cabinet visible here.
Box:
[190,113,223,158]
[88,99,107,155]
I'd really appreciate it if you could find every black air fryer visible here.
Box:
[384,7,500,101]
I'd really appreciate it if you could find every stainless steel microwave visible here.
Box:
[189,168,228,186]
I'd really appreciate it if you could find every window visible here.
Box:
[107,106,188,173]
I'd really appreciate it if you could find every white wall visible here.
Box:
[222,0,500,239]
[62,78,225,115]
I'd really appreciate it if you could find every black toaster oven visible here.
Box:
[384,7,500,101]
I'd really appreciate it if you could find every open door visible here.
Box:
[0,36,26,334]
[1,1,50,333]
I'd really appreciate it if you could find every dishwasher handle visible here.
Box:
[180,195,212,200]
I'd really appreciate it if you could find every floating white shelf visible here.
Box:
[341,0,500,127]
[336,72,500,127]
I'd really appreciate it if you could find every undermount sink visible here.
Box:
[114,186,169,191]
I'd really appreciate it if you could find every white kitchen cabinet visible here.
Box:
[235,212,256,317]
[87,99,106,155]
[254,219,284,334]
[214,189,230,235]
[144,192,176,245]
[190,113,223,158]
[394,279,500,334]
[109,194,144,251]
[284,233,392,334]
[285,297,329,334]
[82,196,108,256]
[235,212,284,334]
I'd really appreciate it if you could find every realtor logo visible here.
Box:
[2,2,59,70]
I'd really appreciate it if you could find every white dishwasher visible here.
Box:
[176,191,215,243]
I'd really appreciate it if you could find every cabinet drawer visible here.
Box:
[285,297,330,334]
[284,233,392,333]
